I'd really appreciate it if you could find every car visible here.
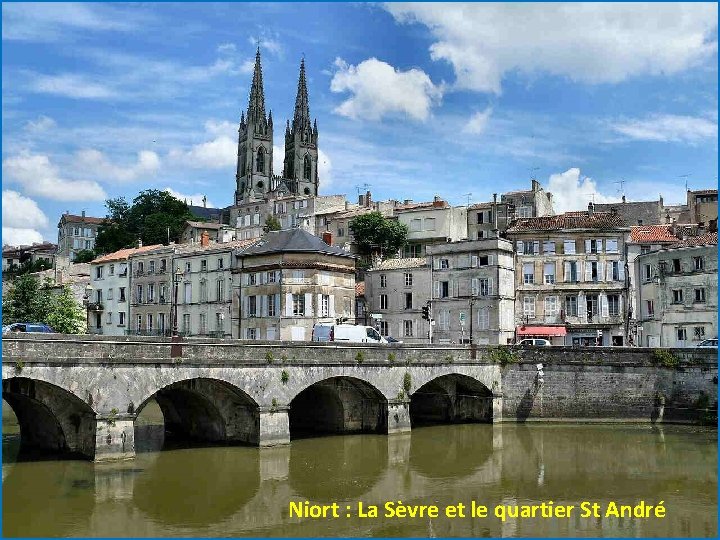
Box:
[2,322,55,334]
[696,338,718,348]
[311,323,388,344]
[517,338,551,347]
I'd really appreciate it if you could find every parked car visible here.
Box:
[2,322,55,334]
[517,338,551,347]
[385,336,403,344]
[696,338,718,348]
[311,323,388,344]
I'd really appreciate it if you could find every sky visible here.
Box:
[2,2,718,246]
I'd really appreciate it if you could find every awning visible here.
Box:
[517,325,567,337]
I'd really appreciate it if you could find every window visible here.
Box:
[694,288,706,303]
[109,264,115,276]
[337,227,345,237]
[586,239,600,254]
[646,300,655,317]
[644,264,653,281]
[410,218,422,232]
[160,259,167,272]
[248,273,257,286]
[676,328,687,342]
[201,259,208,272]
[217,258,224,270]
[106,312,112,325]
[379,321,389,336]
[517,206,532,218]
[440,281,449,298]
[404,293,413,310]
[183,283,192,303]
[199,313,207,334]
[523,296,535,318]
[256,147,265,172]
[404,244,422,258]
[542,241,555,254]
[608,294,620,316]
[215,313,223,332]
[137,314,142,331]
[149,260,155,274]
[672,258,681,273]
[95,266,103,279]
[693,256,704,270]
[268,294,278,317]
[248,296,257,317]
[292,294,305,316]
[611,261,621,281]
[107,288,113,300]
[96,289,103,304]
[147,314,154,333]
[586,294,599,320]
[606,239,619,253]
[478,255,489,266]
[641,246,651,254]
[672,289,683,304]
[522,241,537,255]
[477,308,490,330]
[545,296,559,317]
[321,295,330,317]
[694,326,706,340]
[380,294,388,310]
[216,279,224,302]
[589,261,599,282]
[148,283,155,302]
[564,240,576,255]
[440,259,449,269]
[479,278,490,296]
[404,273,413,287]
[119,287,126,302]
[268,271,277,283]
[523,263,534,284]
[380,275,387,288]
[565,295,578,317]
[543,263,555,284]
[303,154,311,179]
[182,314,191,334]
[136,285,143,303]
[118,312,125,326]
[158,313,166,333]
[403,320,413,338]
[185,262,191,273]
[565,261,578,282]
[424,218,436,231]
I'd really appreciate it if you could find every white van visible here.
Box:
[312,323,387,344]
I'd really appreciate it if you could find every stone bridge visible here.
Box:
[2,334,716,462]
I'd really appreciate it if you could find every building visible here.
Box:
[427,239,516,345]
[2,242,56,273]
[181,221,235,245]
[56,211,104,264]
[635,232,717,347]
[594,196,665,226]
[89,245,162,335]
[395,197,468,258]
[233,228,356,341]
[685,189,718,227]
[364,258,431,344]
[506,205,631,346]
[127,245,176,336]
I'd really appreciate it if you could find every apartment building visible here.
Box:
[364,258,431,344]
[427,239,516,345]
[89,245,162,335]
[233,228,356,341]
[395,197,468,258]
[2,242,56,273]
[56,211,104,264]
[127,245,175,336]
[635,232,717,347]
[506,205,631,346]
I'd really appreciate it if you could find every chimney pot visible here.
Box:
[81,210,86,218]
[322,232,333,246]
[588,202,594,214]
[621,195,626,203]
[200,231,210,247]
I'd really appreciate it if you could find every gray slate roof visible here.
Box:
[240,228,355,258]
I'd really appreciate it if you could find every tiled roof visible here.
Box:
[174,238,257,255]
[91,244,164,263]
[668,232,718,248]
[59,214,105,225]
[630,225,679,244]
[507,211,626,232]
[690,189,718,196]
[468,202,494,210]
[372,257,428,270]
[394,200,448,212]
[240,228,355,258]
[355,282,365,296]
[185,220,223,229]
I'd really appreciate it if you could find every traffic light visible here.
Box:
[421,305,430,321]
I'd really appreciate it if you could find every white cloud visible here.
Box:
[74,149,161,182]
[30,73,117,99]
[2,190,49,229]
[2,227,45,246]
[545,168,619,213]
[24,115,56,133]
[318,149,333,191]
[164,188,215,208]
[273,144,285,174]
[386,3,718,94]
[2,152,107,201]
[247,35,283,56]
[217,42,236,53]
[240,59,255,74]
[330,57,443,121]
[169,120,236,169]
[463,107,493,135]
[611,114,718,143]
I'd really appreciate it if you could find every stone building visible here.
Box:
[364,258,431,343]
[395,197,468,258]
[635,232,718,347]
[89,245,162,335]
[506,205,631,346]
[56,211,104,264]
[181,221,235,245]
[233,228,356,341]
[127,245,175,336]
[2,242,56,273]
[594,196,666,226]
[427,239,516,345]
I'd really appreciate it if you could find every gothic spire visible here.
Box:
[292,57,311,132]
[247,47,266,122]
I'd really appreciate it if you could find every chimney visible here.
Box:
[621,195,626,203]
[531,178,541,192]
[200,230,210,247]
[81,210,86,218]
[322,231,333,246]
[403,199,413,205]
[433,195,442,202]
[365,191,372,207]
[358,194,365,206]
[587,202,594,215]
[137,239,143,248]
[492,193,499,231]
[670,219,677,238]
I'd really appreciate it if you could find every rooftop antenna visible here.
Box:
[679,173,692,192]
[355,183,370,195]
[529,167,540,180]
[614,178,626,198]
[461,193,472,207]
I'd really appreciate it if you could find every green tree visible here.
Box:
[349,212,408,260]
[263,215,281,233]
[2,275,51,324]
[95,190,195,254]
[46,286,86,334]
[73,249,96,263]
[3,258,52,276]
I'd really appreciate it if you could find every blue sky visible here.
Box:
[2,2,718,245]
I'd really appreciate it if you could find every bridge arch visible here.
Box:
[135,378,260,447]
[410,373,493,427]
[2,377,96,459]
[289,376,388,438]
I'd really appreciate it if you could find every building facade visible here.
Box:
[395,197,468,258]
[57,211,104,264]
[127,245,175,336]
[635,233,718,347]
[2,242,56,273]
[506,206,631,346]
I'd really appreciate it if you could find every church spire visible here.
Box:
[247,47,266,123]
[292,57,311,132]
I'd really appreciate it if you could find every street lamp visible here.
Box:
[172,267,183,337]
[83,284,93,334]
[468,297,476,345]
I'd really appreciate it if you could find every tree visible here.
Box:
[3,258,52,276]
[73,249,96,263]
[263,215,281,233]
[2,275,51,324]
[349,212,408,260]
[46,286,86,334]
[95,190,195,254]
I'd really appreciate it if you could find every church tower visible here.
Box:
[235,48,274,204]
[283,58,319,196]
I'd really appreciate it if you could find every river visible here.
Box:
[2,402,716,537]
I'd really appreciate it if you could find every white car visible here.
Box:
[696,338,718,348]
[517,338,551,347]
[311,323,387,344]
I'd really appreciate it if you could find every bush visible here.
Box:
[355,351,366,363]
[403,372,412,393]
[280,370,289,385]
[652,349,679,368]
[490,346,520,367]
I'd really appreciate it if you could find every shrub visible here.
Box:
[388,352,396,363]
[403,372,412,393]
[355,351,366,363]
[652,349,679,368]
[265,351,274,364]
[490,346,520,367]
[281,370,289,385]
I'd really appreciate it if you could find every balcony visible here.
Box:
[86,302,104,311]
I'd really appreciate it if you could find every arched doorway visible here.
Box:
[410,374,493,427]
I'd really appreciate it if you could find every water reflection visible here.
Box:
[409,424,493,479]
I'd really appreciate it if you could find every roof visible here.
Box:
[507,211,627,232]
[188,205,224,221]
[690,189,718,196]
[239,228,355,258]
[59,214,104,225]
[3,242,57,255]
[372,257,428,270]
[185,220,223,230]
[630,225,680,244]
[174,238,257,256]
[355,282,365,296]
[394,200,448,212]
[668,232,718,248]
[91,244,164,263]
